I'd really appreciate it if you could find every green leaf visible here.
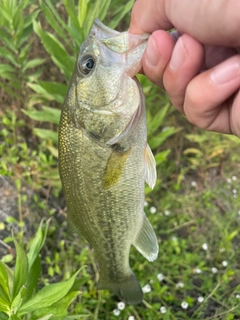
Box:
[36,315,53,320]
[147,104,170,136]
[155,149,171,165]
[149,127,181,149]
[33,128,58,144]
[63,0,82,34]
[0,296,9,313]
[18,270,80,315]
[22,255,41,303]
[12,238,28,301]
[27,219,50,271]
[0,64,15,74]
[33,20,74,79]
[23,106,61,125]
[109,0,134,29]
[22,58,46,72]
[0,29,17,53]
[0,47,19,67]
[0,261,10,302]
[32,291,80,320]
[78,0,90,28]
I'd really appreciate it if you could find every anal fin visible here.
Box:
[132,215,158,262]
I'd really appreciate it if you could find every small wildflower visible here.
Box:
[162,126,170,132]
[202,243,208,251]
[211,267,218,274]
[191,181,197,187]
[142,284,151,293]
[181,301,188,309]
[193,268,202,274]
[236,294,240,299]
[117,302,125,310]
[150,206,157,214]
[171,236,177,241]
[164,209,170,216]
[227,178,232,183]
[198,296,204,303]
[232,176,237,181]
[222,260,228,267]
[238,210,240,215]
[113,309,120,316]
[128,316,135,320]
[157,273,164,281]
[233,189,237,194]
[160,306,167,314]
[219,248,225,253]
[144,201,148,207]
[176,282,184,288]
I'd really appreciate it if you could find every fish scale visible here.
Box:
[59,18,158,305]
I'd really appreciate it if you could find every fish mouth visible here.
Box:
[93,18,120,37]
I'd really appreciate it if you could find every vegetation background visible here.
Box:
[0,0,240,319]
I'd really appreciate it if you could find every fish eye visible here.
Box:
[78,54,95,75]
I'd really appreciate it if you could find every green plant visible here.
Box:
[0,219,86,320]
[0,0,45,102]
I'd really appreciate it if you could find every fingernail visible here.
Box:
[146,35,160,67]
[169,37,187,71]
[210,61,240,84]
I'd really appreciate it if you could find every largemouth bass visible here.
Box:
[59,19,158,305]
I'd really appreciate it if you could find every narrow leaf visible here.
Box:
[18,270,80,315]
[23,106,61,125]
[33,128,58,144]
[12,239,28,301]
[27,219,50,271]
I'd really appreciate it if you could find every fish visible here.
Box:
[59,18,158,305]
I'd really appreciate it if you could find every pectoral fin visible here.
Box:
[144,144,157,189]
[103,148,131,189]
[132,215,158,262]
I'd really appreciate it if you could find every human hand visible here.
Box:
[130,0,240,137]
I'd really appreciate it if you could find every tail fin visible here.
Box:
[98,273,143,305]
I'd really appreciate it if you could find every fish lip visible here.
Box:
[93,18,120,37]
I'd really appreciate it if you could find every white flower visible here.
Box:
[233,189,237,194]
[113,309,120,316]
[128,316,135,320]
[157,273,164,281]
[232,176,237,181]
[160,306,167,314]
[181,301,188,309]
[198,296,204,303]
[222,260,228,267]
[164,210,170,216]
[150,206,157,214]
[117,302,125,310]
[219,248,225,252]
[176,282,184,288]
[202,243,208,251]
[142,284,151,293]
[144,201,148,207]
[236,294,240,299]
[191,181,197,187]
[193,268,202,274]
[227,178,232,183]
[211,267,218,274]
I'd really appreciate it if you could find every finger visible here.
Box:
[130,0,240,47]
[204,46,238,69]
[183,56,240,134]
[130,0,172,34]
[141,30,175,88]
[163,34,204,112]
